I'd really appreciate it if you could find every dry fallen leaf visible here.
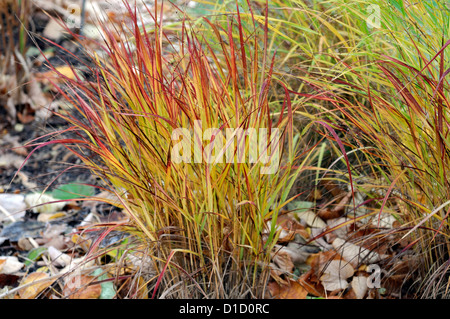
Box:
[320,179,347,198]
[42,235,69,251]
[332,238,387,267]
[309,250,342,270]
[59,257,97,276]
[63,274,102,299]
[271,248,295,274]
[24,193,66,214]
[269,263,286,282]
[126,251,155,277]
[18,237,34,251]
[42,223,67,239]
[18,272,55,299]
[351,276,368,299]
[320,192,352,220]
[47,246,72,267]
[16,171,38,189]
[0,256,24,274]
[42,19,66,41]
[276,214,310,243]
[298,269,325,297]
[326,217,352,240]
[273,235,321,269]
[294,210,327,229]
[53,65,80,80]
[319,259,354,292]
[267,279,308,299]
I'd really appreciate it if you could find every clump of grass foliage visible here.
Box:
[320,3,450,297]
[245,0,450,296]
[206,0,450,296]
[27,0,450,298]
[32,1,323,298]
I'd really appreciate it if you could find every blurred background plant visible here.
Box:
[0,0,48,126]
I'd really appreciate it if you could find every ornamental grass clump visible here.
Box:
[34,2,317,298]
[292,1,450,297]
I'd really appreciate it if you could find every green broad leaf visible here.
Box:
[25,247,47,266]
[286,201,314,213]
[51,183,95,200]
[91,268,116,299]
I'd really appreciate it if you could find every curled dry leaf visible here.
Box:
[310,228,333,250]
[18,272,55,299]
[60,257,96,276]
[320,179,346,198]
[317,208,341,221]
[16,171,38,189]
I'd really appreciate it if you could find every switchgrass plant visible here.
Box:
[31,1,320,298]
